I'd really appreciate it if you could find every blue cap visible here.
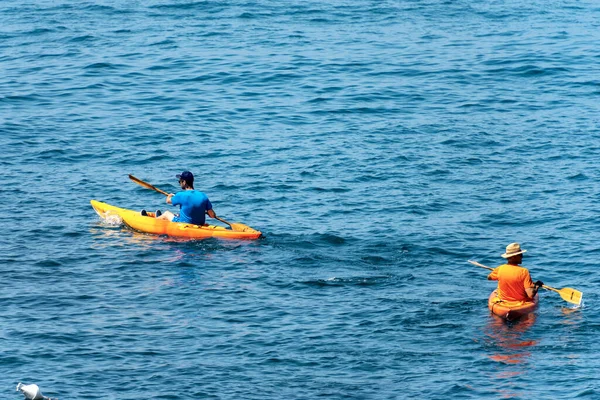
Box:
[176,171,194,183]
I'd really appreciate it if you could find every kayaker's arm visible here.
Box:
[527,280,544,299]
[166,193,175,204]
[487,268,499,281]
[207,209,216,219]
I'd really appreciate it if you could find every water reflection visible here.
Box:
[90,218,257,254]
[485,314,537,364]
[483,314,537,398]
[561,304,584,318]
[89,223,160,249]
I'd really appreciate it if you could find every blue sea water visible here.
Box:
[1,0,600,398]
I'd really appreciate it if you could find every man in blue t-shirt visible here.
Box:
[156,171,217,225]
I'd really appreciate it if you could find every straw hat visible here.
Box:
[501,242,527,258]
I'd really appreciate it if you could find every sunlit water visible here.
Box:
[1,0,599,398]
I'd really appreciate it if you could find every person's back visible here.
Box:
[488,242,542,304]
[171,190,212,225]
[154,171,217,225]
[489,264,533,302]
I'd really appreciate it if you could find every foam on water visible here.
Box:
[96,213,123,226]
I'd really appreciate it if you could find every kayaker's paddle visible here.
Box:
[213,216,257,233]
[128,174,257,233]
[129,174,169,196]
[467,260,583,306]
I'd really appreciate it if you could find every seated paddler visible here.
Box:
[143,170,217,225]
[487,243,543,304]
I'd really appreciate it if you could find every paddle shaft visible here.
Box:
[129,174,170,196]
[468,260,493,271]
[214,215,234,228]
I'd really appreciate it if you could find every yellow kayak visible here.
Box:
[91,200,262,240]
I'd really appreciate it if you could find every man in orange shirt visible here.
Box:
[488,243,543,303]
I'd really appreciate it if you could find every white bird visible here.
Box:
[16,383,57,400]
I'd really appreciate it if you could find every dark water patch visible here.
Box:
[197,30,233,38]
[311,233,346,246]
[33,259,62,268]
[271,233,352,251]
[22,28,56,36]
[69,35,96,43]
[300,275,392,288]
[308,17,331,23]
[63,231,85,238]
[146,64,171,71]
[34,148,70,160]
[167,72,227,83]
[68,82,108,91]
[359,255,390,265]
[150,39,178,47]
[83,62,121,70]
[308,186,351,193]
[238,12,257,19]
[80,4,118,13]
[149,1,219,10]
[485,65,570,77]
[567,173,588,181]
[423,168,451,177]
[0,94,42,103]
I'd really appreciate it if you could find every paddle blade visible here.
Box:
[214,216,257,233]
[558,288,583,306]
[230,222,259,233]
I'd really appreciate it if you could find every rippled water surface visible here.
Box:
[1,1,599,398]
